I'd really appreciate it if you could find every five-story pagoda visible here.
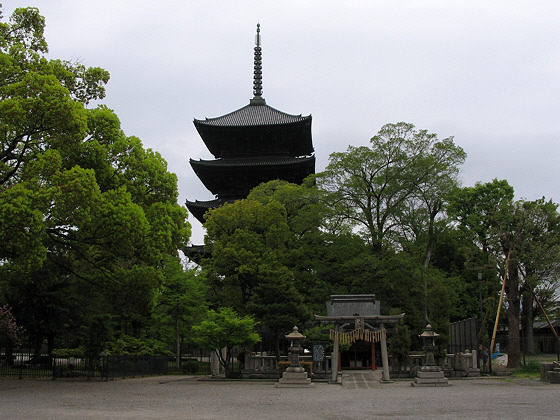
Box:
[186,24,315,224]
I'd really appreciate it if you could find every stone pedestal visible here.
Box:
[276,368,313,388]
[547,362,560,384]
[411,365,449,387]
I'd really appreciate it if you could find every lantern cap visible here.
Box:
[420,324,440,338]
[285,326,305,340]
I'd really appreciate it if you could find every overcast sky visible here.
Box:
[6,1,560,244]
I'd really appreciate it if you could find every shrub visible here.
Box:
[514,360,541,375]
[182,359,199,374]
[52,347,85,357]
[105,335,172,356]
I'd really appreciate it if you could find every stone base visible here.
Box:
[275,371,313,388]
[411,366,449,387]
[548,368,560,384]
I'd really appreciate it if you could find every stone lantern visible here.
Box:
[412,324,449,387]
[420,324,439,367]
[276,326,313,387]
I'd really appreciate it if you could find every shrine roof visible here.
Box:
[194,103,311,127]
[314,314,405,324]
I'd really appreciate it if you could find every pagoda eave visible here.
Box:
[194,117,312,158]
[190,156,315,197]
[186,198,231,224]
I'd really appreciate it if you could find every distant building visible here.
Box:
[533,318,560,354]
[186,24,315,224]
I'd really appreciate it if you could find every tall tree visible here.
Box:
[203,199,291,306]
[317,122,465,325]
[449,180,560,367]
[317,122,465,255]
[192,308,260,378]
[0,6,191,352]
[152,258,208,368]
[203,196,310,356]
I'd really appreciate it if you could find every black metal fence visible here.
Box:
[0,353,169,380]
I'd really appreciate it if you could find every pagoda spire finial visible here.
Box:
[251,23,265,105]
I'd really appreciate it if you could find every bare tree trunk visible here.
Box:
[505,264,521,368]
[176,316,181,369]
[521,292,535,354]
[275,336,281,363]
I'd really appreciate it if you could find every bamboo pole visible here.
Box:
[490,249,512,354]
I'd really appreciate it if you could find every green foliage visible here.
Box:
[387,320,411,363]
[0,6,190,356]
[512,360,541,378]
[301,324,332,352]
[181,358,200,374]
[448,179,560,367]
[151,259,208,365]
[204,199,290,306]
[192,308,260,352]
[317,122,466,252]
[106,335,171,356]
[192,308,260,378]
[52,347,85,357]
[248,178,326,238]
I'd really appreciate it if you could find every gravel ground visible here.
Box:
[1,376,559,419]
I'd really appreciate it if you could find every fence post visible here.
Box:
[104,356,109,381]
[52,355,56,380]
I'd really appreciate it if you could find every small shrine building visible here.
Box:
[315,295,405,382]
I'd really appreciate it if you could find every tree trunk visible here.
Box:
[33,335,42,358]
[505,264,521,368]
[176,315,181,369]
[521,292,535,354]
[274,330,281,363]
[5,341,14,366]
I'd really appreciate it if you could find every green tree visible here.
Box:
[204,199,291,306]
[0,6,191,353]
[387,317,411,370]
[192,307,260,378]
[204,194,311,357]
[317,122,465,255]
[152,258,208,368]
[449,180,560,367]
[247,178,326,240]
[247,267,310,361]
[0,7,109,188]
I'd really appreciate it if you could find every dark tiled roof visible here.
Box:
[533,318,560,329]
[186,198,231,225]
[185,198,226,209]
[194,103,311,127]
[190,155,315,168]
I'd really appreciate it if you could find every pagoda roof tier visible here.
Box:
[194,102,310,127]
[185,198,231,224]
[194,103,312,158]
[190,155,315,197]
